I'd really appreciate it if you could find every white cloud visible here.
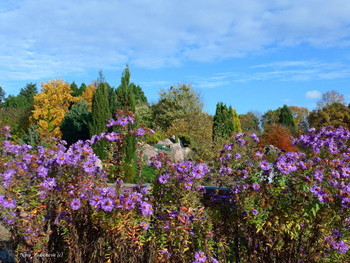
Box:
[2,0,350,84]
[306,90,322,99]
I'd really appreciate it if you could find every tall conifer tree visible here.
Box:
[278,105,295,133]
[213,102,242,141]
[89,82,111,159]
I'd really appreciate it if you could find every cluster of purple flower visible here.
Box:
[324,230,349,254]
[293,126,350,154]
[150,155,210,191]
[192,251,218,263]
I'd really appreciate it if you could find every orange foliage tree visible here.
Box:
[259,124,298,152]
[31,79,77,138]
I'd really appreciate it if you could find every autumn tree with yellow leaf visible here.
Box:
[31,79,77,138]
[80,84,96,111]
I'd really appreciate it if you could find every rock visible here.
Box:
[143,146,158,160]
[169,142,181,149]
[183,147,192,158]
[264,145,280,156]
[170,145,185,162]
[157,139,173,147]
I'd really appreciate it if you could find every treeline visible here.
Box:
[0,67,350,160]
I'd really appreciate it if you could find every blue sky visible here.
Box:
[1,0,350,115]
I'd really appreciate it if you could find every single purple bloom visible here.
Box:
[40,177,56,190]
[223,144,233,151]
[158,173,169,184]
[106,118,116,127]
[140,201,153,216]
[115,117,129,126]
[70,198,81,210]
[83,160,96,173]
[101,198,114,212]
[252,183,260,191]
[259,161,271,171]
[251,209,259,215]
[136,128,146,137]
[153,161,162,169]
[89,195,102,208]
[194,251,207,263]
[37,166,49,178]
[140,221,149,230]
[234,153,242,159]
[105,132,120,142]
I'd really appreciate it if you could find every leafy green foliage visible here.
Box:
[151,84,203,131]
[239,111,261,134]
[308,102,350,130]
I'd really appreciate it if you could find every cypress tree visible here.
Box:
[89,82,111,159]
[115,66,138,180]
[213,102,242,141]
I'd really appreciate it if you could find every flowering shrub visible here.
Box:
[0,116,349,262]
[207,128,350,262]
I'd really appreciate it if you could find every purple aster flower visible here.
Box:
[160,249,171,259]
[251,209,259,215]
[37,166,49,178]
[341,167,350,178]
[210,257,219,263]
[136,128,146,137]
[234,153,242,159]
[140,201,153,216]
[40,177,56,190]
[254,151,263,158]
[115,117,129,126]
[105,132,120,142]
[153,160,162,169]
[101,198,114,212]
[191,164,209,179]
[237,138,246,147]
[158,173,170,184]
[223,144,233,151]
[106,118,116,127]
[56,153,67,165]
[70,198,81,210]
[140,221,149,230]
[83,160,96,173]
[219,166,232,176]
[252,183,260,191]
[314,170,324,182]
[0,196,16,209]
[184,181,193,190]
[176,161,192,173]
[259,161,271,171]
[1,169,15,181]
[89,195,102,208]
[250,133,260,142]
[194,251,207,263]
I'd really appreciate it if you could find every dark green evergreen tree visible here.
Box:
[89,82,111,159]
[115,66,136,163]
[19,82,38,106]
[278,105,295,132]
[70,82,80,97]
[213,102,242,141]
[79,83,87,94]
[61,101,91,145]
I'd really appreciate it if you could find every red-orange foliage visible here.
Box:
[259,124,298,152]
